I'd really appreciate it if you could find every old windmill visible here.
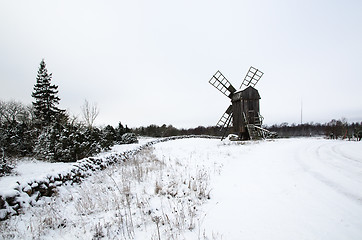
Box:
[209,66,272,140]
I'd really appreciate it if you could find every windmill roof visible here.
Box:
[233,86,260,100]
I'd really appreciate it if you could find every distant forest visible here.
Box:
[131,119,362,140]
[266,119,361,139]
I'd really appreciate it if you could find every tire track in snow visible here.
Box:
[331,144,362,165]
[184,138,362,239]
[295,140,362,204]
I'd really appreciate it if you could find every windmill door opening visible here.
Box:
[248,110,255,124]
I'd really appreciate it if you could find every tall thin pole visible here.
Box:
[301,98,303,125]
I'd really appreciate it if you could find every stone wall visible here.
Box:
[0,135,219,220]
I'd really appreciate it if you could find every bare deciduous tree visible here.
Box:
[81,99,99,128]
[0,100,30,124]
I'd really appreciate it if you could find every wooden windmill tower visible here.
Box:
[209,66,272,140]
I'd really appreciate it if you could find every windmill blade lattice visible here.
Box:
[216,105,233,129]
[240,66,264,88]
[209,71,237,99]
[216,105,233,140]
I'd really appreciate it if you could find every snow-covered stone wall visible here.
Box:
[0,135,219,220]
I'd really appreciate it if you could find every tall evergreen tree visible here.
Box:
[32,59,65,126]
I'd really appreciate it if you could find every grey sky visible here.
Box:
[1,0,361,128]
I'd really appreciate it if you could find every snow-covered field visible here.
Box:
[1,137,361,239]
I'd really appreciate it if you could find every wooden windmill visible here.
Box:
[209,66,272,140]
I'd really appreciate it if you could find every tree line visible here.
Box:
[131,124,223,138]
[265,119,362,140]
[130,120,361,140]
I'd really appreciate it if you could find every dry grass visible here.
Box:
[0,146,218,239]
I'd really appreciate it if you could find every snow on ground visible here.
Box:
[0,137,156,198]
[106,137,158,154]
[0,159,75,198]
[198,138,362,240]
[1,137,361,239]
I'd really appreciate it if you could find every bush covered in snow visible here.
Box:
[121,133,138,144]
[0,161,13,177]
[34,123,111,162]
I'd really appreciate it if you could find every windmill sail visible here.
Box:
[240,66,264,88]
[216,105,233,140]
[209,71,237,99]
[216,105,233,128]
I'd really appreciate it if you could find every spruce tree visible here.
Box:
[32,59,65,126]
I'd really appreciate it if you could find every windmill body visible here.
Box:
[209,66,271,140]
[231,86,261,139]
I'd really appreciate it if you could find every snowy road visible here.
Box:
[196,138,362,240]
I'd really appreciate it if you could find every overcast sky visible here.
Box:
[1,0,361,128]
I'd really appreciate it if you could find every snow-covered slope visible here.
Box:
[1,137,361,239]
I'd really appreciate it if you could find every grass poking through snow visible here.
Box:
[0,146,218,239]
